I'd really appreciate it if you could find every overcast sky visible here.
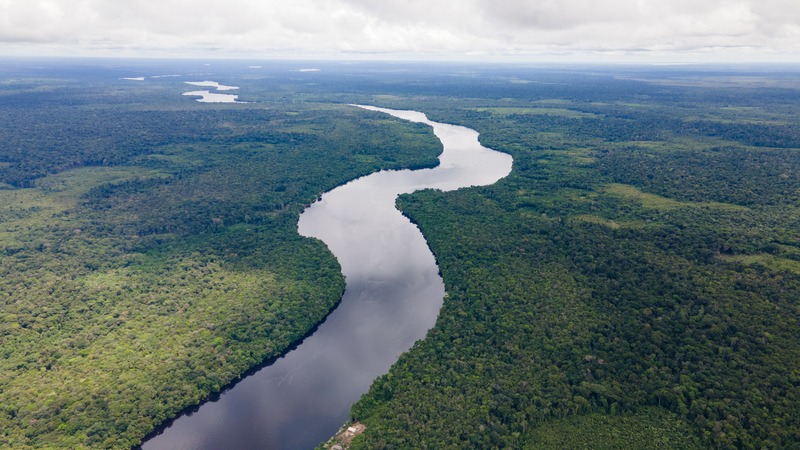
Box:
[1,0,799,62]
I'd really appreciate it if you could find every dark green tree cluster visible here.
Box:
[4,59,800,449]
[0,62,443,449]
[350,72,800,449]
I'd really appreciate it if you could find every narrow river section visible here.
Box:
[141,105,513,450]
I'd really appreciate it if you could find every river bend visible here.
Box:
[141,106,512,449]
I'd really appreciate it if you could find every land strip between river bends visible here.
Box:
[0,69,451,450]
[140,105,512,449]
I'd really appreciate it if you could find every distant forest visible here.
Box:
[1,60,799,449]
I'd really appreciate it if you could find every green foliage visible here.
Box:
[4,60,800,449]
[0,62,442,449]
[524,407,702,449]
[350,71,800,449]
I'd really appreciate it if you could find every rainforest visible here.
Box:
[1,59,799,449]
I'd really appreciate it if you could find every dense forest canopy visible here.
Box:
[1,59,799,449]
[0,59,443,448]
[345,66,800,449]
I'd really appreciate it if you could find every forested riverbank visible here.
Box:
[0,60,443,449]
[2,60,800,449]
[346,69,800,449]
[140,106,511,449]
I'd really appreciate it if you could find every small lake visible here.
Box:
[141,105,512,449]
[183,81,244,103]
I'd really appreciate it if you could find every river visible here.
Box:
[140,105,512,449]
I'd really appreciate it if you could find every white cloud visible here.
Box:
[0,0,798,61]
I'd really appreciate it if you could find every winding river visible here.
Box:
[141,106,512,449]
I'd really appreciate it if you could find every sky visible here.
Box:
[1,0,799,62]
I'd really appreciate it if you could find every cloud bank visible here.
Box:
[1,0,798,61]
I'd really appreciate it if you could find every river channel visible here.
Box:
[141,105,512,449]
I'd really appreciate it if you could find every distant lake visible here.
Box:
[183,81,243,103]
[141,105,512,449]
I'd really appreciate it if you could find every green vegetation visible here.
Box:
[719,254,800,275]
[603,183,749,211]
[3,60,800,449]
[0,60,442,449]
[349,68,800,449]
[524,407,702,449]
[469,107,598,119]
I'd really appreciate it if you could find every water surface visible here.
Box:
[141,105,512,449]
[183,80,243,103]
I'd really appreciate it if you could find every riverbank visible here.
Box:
[319,422,366,450]
[141,105,511,449]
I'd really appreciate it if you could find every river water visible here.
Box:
[141,106,512,450]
